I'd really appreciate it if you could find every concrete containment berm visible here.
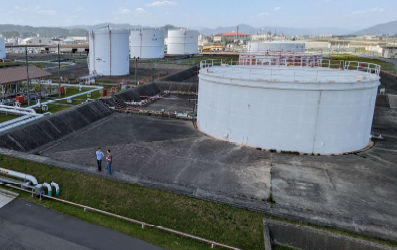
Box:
[264,219,396,250]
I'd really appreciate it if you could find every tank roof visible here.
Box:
[199,59,380,84]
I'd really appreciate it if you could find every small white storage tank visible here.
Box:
[130,29,165,59]
[248,41,305,53]
[0,37,5,60]
[88,27,129,76]
[197,60,380,155]
[167,29,198,55]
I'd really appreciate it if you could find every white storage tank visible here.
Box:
[197,60,380,155]
[0,37,5,60]
[248,41,305,53]
[167,29,198,55]
[88,27,130,76]
[130,29,165,59]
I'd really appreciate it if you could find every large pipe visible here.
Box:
[43,182,52,196]
[0,112,51,133]
[51,182,60,196]
[0,105,36,114]
[0,167,38,185]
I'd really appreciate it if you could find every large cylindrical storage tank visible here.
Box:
[197,61,380,155]
[88,28,129,76]
[130,29,165,59]
[167,29,198,55]
[248,42,305,53]
[0,37,5,60]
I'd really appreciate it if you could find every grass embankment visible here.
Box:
[1,155,397,250]
[0,114,18,123]
[329,54,397,75]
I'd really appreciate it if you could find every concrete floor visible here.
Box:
[140,94,196,114]
[33,106,397,242]
[0,199,162,250]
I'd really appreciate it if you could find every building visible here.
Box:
[20,37,55,46]
[366,45,397,58]
[213,32,250,42]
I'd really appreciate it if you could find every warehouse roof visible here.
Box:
[214,32,250,37]
[0,65,52,85]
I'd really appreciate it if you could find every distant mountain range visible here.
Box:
[0,24,88,38]
[1,21,396,38]
[199,24,352,36]
[353,20,397,35]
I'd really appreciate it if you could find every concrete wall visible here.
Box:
[379,71,397,95]
[0,101,112,152]
[154,81,197,93]
[114,82,160,102]
[265,219,395,250]
[159,66,198,82]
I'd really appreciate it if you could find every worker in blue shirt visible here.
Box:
[96,148,105,172]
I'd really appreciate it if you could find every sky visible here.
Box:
[0,0,396,31]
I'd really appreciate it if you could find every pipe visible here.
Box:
[0,112,51,133]
[0,167,38,185]
[43,182,52,196]
[0,105,36,114]
[51,182,60,196]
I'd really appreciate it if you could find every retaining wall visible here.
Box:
[265,219,396,250]
[0,100,112,152]
[154,81,197,93]
[158,66,197,82]
[380,71,397,95]
[114,82,160,102]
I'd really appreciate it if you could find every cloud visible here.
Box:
[350,7,384,16]
[258,12,270,16]
[145,1,177,7]
[76,7,83,12]
[15,6,20,10]
[274,7,281,11]
[115,7,149,15]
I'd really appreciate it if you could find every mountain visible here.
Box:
[200,24,352,36]
[64,23,182,33]
[353,20,397,35]
[0,24,88,38]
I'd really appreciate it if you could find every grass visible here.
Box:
[0,114,19,123]
[1,155,397,250]
[329,54,397,75]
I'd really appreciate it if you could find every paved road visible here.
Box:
[0,199,163,250]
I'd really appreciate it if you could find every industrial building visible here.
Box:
[0,37,5,59]
[130,29,165,59]
[197,58,380,155]
[88,27,130,76]
[213,32,250,42]
[247,41,306,52]
[20,37,55,46]
[0,65,52,104]
[366,45,397,58]
[167,29,198,55]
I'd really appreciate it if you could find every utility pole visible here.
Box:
[58,43,61,99]
[134,57,139,85]
[25,45,30,106]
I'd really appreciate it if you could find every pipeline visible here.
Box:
[1,182,241,250]
[43,182,52,196]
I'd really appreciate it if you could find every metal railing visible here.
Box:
[199,59,381,83]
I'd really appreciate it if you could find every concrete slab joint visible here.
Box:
[264,219,397,250]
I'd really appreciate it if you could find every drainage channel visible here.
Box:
[0,182,242,250]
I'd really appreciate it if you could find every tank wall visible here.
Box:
[130,30,165,59]
[89,29,129,76]
[197,73,379,154]
[0,37,5,59]
[167,30,198,55]
[110,32,130,75]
